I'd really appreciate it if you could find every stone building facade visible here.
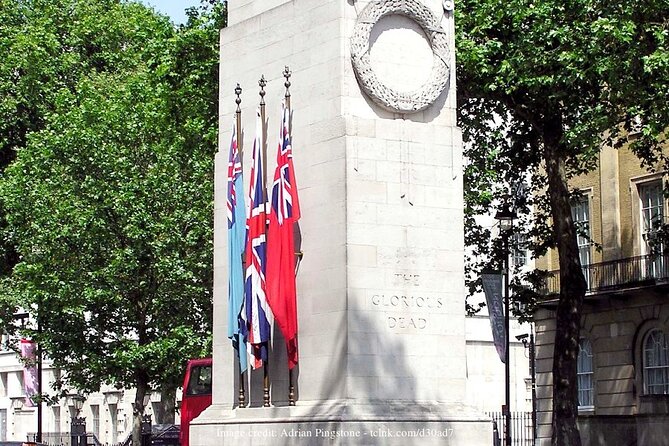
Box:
[0,344,171,444]
[535,142,669,446]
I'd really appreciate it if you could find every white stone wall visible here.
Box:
[216,0,348,406]
[215,0,467,409]
[465,316,533,414]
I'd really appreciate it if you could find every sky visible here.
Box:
[138,0,202,24]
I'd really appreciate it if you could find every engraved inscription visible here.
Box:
[392,273,421,286]
[372,293,440,331]
[372,294,443,309]
[388,316,427,330]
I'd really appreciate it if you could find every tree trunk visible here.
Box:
[132,374,150,446]
[543,126,587,446]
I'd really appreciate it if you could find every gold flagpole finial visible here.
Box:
[283,66,292,99]
[259,75,267,106]
[234,83,242,113]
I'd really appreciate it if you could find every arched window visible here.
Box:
[577,338,594,407]
[643,329,669,394]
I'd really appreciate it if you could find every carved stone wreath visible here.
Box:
[350,0,450,114]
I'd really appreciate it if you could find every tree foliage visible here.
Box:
[456,0,668,444]
[0,0,226,441]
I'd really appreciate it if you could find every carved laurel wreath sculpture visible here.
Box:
[350,0,450,113]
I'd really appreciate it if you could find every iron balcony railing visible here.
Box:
[544,253,669,295]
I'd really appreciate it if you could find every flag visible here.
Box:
[482,272,506,363]
[226,121,248,373]
[266,101,301,369]
[241,109,272,369]
[19,339,38,407]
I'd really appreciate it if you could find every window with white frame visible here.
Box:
[577,338,594,408]
[640,181,664,249]
[109,404,118,444]
[91,404,100,439]
[571,196,591,268]
[52,406,60,434]
[643,329,669,395]
[639,181,665,277]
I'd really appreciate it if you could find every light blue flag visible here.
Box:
[226,123,247,373]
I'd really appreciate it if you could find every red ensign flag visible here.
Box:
[266,101,301,369]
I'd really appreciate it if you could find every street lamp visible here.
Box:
[68,393,85,414]
[69,393,86,446]
[495,205,515,232]
[495,204,516,446]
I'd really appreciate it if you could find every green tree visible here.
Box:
[0,0,225,443]
[0,0,173,289]
[456,0,668,444]
[149,0,227,424]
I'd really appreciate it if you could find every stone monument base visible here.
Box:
[190,401,492,445]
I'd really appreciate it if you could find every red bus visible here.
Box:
[180,358,212,446]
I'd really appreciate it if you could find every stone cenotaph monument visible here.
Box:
[191,0,492,444]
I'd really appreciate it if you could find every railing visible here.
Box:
[28,432,122,446]
[543,253,669,295]
[487,411,534,446]
[27,432,69,445]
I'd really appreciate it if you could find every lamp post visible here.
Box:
[36,312,42,445]
[529,327,537,445]
[69,394,86,446]
[141,414,152,446]
[495,204,515,446]
[517,328,537,445]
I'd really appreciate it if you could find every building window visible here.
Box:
[643,329,669,395]
[511,233,528,268]
[640,181,664,249]
[109,404,118,444]
[639,181,665,277]
[51,369,61,383]
[571,196,591,267]
[577,338,594,407]
[572,196,591,288]
[91,404,100,439]
[52,406,60,434]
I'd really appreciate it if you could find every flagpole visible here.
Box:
[282,67,303,284]
[259,75,271,408]
[234,83,247,408]
[235,84,244,161]
[282,66,299,407]
[283,66,291,118]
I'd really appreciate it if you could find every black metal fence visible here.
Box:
[487,411,534,446]
[28,431,124,446]
[543,253,669,295]
[27,432,69,445]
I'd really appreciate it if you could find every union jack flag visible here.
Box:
[266,101,301,369]
[226,121,247,373]
[241,109,272,370]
